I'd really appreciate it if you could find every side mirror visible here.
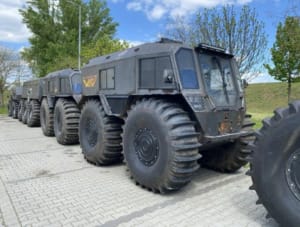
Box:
[163,69,174,83]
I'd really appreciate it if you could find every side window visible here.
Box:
[48,80,55,93]
[59,78,70,92]
[156,56,173,87]
[176,49,199,89]
[140,58,155,88]
[60,78,64,92]
[100,68,115,89]
[72,74,82,94]
[139,56,174,89]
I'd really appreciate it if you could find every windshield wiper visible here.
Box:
[213,57,230,103]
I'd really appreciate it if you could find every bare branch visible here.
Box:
[164,5,267,82]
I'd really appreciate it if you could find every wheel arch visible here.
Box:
[125,94,204,133]
[81,94,203,134]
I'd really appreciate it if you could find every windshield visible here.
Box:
[199,54,237,107]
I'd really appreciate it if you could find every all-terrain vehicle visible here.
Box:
[40,69,82,145]
[7,86,23,119]
[19,79,42,126]
[248,102,300,227]
[79,38,255,192]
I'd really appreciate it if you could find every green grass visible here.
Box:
[246,82,300,129]
[0,106,7,115]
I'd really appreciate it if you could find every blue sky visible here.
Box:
[106,0,284,46]
[0,0,297,82]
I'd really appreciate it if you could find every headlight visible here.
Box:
[186,95,205,111]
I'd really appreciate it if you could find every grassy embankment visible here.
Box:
[0,106,7,114]
[0,90,9,114]
[246,82,300,129]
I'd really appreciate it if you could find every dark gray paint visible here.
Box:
[80,39,248,141]
[41,68,82,108]
[17,69,82,109]
[22,79,42,100]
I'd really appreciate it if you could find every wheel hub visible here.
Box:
[286,150,300,201]
[134,128,159,166]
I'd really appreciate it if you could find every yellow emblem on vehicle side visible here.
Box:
[83,75,97,87]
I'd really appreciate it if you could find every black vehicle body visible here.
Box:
[21,79,42,100]
[79,38,254,192]
[18,79,42,124]
[17,69,82,130]
[81,39,248,147]
[39,68,82,144]
[41,68,82,107]
[8,86,23,118]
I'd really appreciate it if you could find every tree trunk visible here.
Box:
[288,75,292,103]
[0,88,4,107]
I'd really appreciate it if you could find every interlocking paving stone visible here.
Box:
[0,115,279,227]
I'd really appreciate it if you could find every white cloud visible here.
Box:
[148,5,167,21]
[126,40,145,47]
[124,0,254,21]
[0,0,31,43]
[127,2,143,11]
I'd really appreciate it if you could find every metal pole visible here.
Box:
[65,0,81,70]
[78,5,81,70]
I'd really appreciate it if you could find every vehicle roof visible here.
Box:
[44,68,79,79]
[84,41,190,68]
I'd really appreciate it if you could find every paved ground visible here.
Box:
[0,115,279,227]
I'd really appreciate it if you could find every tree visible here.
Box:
[82,36,129,63]
[265,17,300,103]
[20,0,127,77]
[165,5,267,81]
[0,47,20,105]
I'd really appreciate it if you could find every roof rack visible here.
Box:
[157,37,183,44]
[197,43,226,53]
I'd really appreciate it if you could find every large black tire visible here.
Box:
[22,102,28,124]
[27,100,41,127]
[79,100,123,165]
[54,98,80,145]
[8,102,13,117]
[12,102,19,119]
[123,99,201,193]
[18,101,25,121]
[199,115,255,173]
[40,98,54,136]
[248,101,300,227]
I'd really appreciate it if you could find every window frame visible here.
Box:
[139,55,174,89]
[99,67,115,90]
[175,48,200,90]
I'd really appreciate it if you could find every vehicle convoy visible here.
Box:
[248,102,300,227]
[6,39,254,193]
[17,69,82,145]
[7,86,22,119]
[19,79,42,126]
[79,38,255,192]
[39,69,82,145]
